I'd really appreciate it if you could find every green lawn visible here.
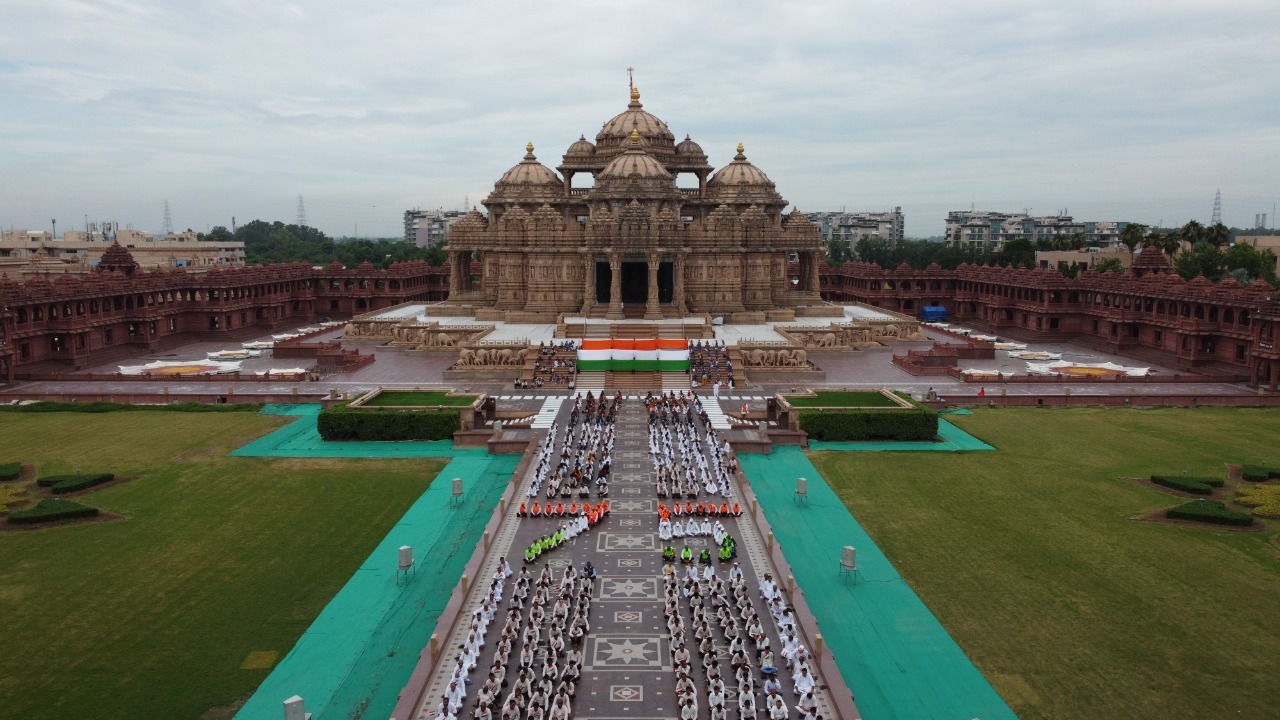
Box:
[362,390,476,406]
[786,390,901,407]
[810,408,1280,720]
[0,412,445,720]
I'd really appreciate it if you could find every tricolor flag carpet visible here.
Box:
[577,338,690,372]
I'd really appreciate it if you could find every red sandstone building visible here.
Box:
[819,246,1280,388]
[0,245,449,385]
[6,242,1280,391]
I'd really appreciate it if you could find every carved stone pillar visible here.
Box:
[808,250,821,295]
[448,251,462,300]
[644,251,662,319]
[606,251,624,320]
[674,252,687,314]
[581,255,595,314]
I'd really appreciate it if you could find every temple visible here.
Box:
[445,87,831,322]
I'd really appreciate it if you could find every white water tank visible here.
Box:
[398,545,414,571]
[841,546,857,569]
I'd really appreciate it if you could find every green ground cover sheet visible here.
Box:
[232,405,519,720]
[740,447,1015,720]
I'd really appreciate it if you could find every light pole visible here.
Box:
[51,218,56,240]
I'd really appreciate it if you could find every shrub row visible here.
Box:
[36,473,115,493]
[1240,464,1280,482]
[0,401,261,414]
[0,462,21,482]
[6,498,100,525]
[1166,499,1254,527]
[1150,475,1225,495]
[317,406,460,441]
[799,408,939,442]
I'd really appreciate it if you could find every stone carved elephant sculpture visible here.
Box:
[745,349,766,366]
[437,333,456,347]
[786,349,807,366]
[816,332,837,348]
[457,348,476,366]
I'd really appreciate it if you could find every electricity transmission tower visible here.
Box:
[1211,189,1222,226]
[161,200,173,236]
[297,195,308,228]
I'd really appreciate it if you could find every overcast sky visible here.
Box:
[2,0,1277,239]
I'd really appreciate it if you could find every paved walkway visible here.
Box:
[409,395,841,720]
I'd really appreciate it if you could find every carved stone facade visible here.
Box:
[446,88,826,321]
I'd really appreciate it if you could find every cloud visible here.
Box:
[0,0,1277,238]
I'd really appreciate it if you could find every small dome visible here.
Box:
[596,87,675,145]
[675,135,705,157]
[599,130,673,181]
[496,142,562,187]
[565,135,595,156]
[708,143,774,188]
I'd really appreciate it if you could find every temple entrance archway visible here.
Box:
[621,262,648,304]
[595,262,611,304]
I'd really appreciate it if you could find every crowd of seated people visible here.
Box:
[517,341,578,390]
[688,339,734,388]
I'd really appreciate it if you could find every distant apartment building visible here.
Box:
[944,211,1126,251]
[404,209,466,247]
[807,208,904,250]
[0,228,244,279]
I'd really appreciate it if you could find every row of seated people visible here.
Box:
[664,566,825,720]
[516,343,579,389]
[466,562,597,720]
[689,340,735,387]
[431,558,513,720]
[519,505,609,564]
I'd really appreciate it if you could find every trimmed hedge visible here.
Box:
[1150,475,1225,495]
[1166,499,1254,527]
[0,462,21,482]
[7,498,99,524]
[799,408,939,442]
[317,405,460,441]
[37,473,114,491]
[1240,464,1280,482]
[0,401,261,414]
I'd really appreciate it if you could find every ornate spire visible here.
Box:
[630,128,641,144]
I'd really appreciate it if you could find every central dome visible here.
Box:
[599,130,673,181]
[596,87,675,147]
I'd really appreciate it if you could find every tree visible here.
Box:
[1205,222,1231,248]
[1180,220,1206,248]
[855,236,892,268]
[1093,257,1125,274]
[999,238,1036,268]
[824,237,851,267]
[1222,242,1277,284]
[1119,223,1146,253]
[1173,242,1226,281]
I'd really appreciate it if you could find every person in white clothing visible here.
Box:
[793,666,816,696]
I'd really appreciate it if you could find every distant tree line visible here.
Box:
[829,221,1277,286]
[201,221,447,268]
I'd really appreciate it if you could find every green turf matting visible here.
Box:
[740,447,1016,720]
[232,405,519,720]
[807,418,994,452]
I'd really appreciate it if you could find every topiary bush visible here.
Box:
[36,473,114,490]
[7,498,99,524]
[1150,475,1225,494]
[317,405,460,441]
[799,408,939,442]
[1239,464,1279,482]
[49,474,117,494]
[0,462,21,482]
[1166,499,1254,527]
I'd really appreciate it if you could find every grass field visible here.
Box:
[810,408,1280,720]
[362,390,476,406]
[0,412,446,720]
[785,390,902,407]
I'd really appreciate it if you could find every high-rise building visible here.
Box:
[944,211,1125,251]
[807,208,904,249]
[404,209,465,247]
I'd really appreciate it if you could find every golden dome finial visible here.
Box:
[526,141,534,153]
[630,128,640,144]
[630,86,640,102]
[736,142,745,154]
